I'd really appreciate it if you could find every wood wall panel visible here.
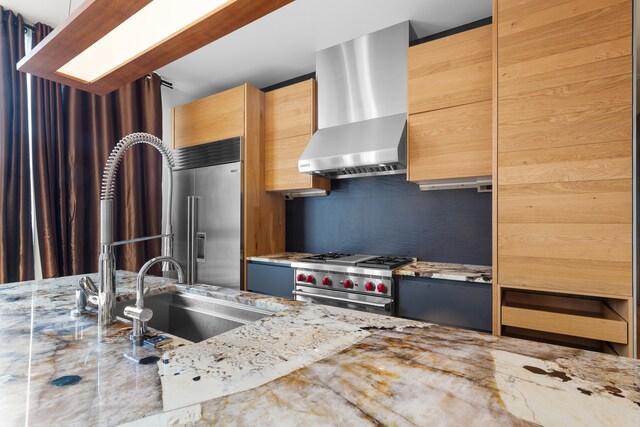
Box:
[498,73,631,123]
[408,25,492,114]
[499,181,632,224]
[500,54,631,97]
[498,152,631,186]
[498,106,632,153]
[498,140,631,167]
[499,37,631,85]
[496,0,633,301]
[408,100,492,181]
[499,223,630,263]
[497,0,628,38]
[491,0,500,334]
[499,256,632,298]
[173,85,245,149]
[497,0,631,68]
[243,84,285,288]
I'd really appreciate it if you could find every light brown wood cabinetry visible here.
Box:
[171,84,285,289]
[408,25,492,114]
[501,291,628,345]
[173,85,245,149]
[264,79,330,194]
[493,0,634,356]
[407,25,492,183]
[408,100,492,181]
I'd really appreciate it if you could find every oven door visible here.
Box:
[293,285,393,316]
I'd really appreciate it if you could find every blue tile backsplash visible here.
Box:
[285,174,492,265]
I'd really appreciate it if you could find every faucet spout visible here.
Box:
[125,255,185,344]
[98,132,175,325]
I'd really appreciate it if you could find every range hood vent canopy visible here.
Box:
[299,22,409,179]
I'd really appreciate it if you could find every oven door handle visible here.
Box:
[292,290,392,310]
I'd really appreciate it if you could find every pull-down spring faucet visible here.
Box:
[91,132,176,325]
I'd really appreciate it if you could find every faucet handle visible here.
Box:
[79,276,98,294]
[78,276,99,306]
[123,305,153,323]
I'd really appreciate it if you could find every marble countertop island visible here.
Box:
[0,271,638,426]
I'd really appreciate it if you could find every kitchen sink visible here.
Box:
[116,292,273,343]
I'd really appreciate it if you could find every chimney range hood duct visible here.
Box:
[299,22,409,179]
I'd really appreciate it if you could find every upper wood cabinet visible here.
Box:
[172,85,245,149]
[493,0,634,356]
[409,100,492,181]
[264,79,330,194]
[407,25,492,183]
[408,25,492,115]
[265,80,314,141]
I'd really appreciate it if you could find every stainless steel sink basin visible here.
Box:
[116,292,273,343]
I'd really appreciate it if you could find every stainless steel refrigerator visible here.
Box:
[163,137,242,289]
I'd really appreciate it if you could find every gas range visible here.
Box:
[291,253,415,315]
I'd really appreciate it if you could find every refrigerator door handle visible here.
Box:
[196,232,206,263]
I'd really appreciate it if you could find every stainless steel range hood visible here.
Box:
[299,22,409,179]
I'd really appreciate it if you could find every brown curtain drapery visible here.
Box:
[31,22,164,277]
[31,23,67,278]
[0,8,34,283]
[65,76,164,275]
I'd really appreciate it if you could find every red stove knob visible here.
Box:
[296,273,306,282]
[305,275,315,283]
[365,282,375,291]
[343,279,353,289]
[377,283,387,293]
[322,277,332,286]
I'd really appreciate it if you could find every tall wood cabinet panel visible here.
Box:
[407,25,492,183]
[171,84,285,289]
[264,79,330,193]
[243,85,286,282]
[493,0,634,356]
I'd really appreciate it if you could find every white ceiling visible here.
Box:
[3,0,492,98]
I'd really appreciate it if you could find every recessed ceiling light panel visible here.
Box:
[17,0,293,94]
[57,0,229,83]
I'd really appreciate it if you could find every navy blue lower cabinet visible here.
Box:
[247,262,294,299]
[397,277,492,332]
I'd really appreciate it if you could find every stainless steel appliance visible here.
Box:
[291,253,414,315]
[165,137,243,289]
[298,22,410,179]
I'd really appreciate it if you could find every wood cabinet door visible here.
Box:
[408,25,492,115]
[264,79,330,192]
[173,85,245,149]
[408,100,492,182]
[265,79,315,142]
[496,0,633,297]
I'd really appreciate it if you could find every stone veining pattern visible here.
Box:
[159,304,429,410]
[394,260,492,283]
[0,270,638,426]
[247,252,314,265]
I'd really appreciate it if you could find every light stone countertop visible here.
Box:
[393,260,492,284]
[247,252,314,265]
[249,252,492,284]
[0,270,637,426]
